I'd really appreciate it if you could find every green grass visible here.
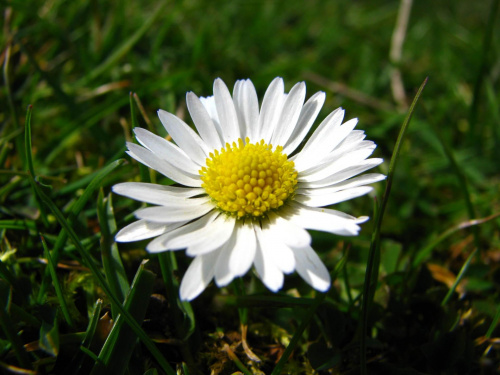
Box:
[1,0,499,373]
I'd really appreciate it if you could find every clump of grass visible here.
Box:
[1,0,499,373]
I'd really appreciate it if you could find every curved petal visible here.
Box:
[295,186,373,207]
[179,250,219,301]
[296,173,386,196]
[113,182,204,206]
[126,142,202,187]
[186,92,223,151]
[200,96,220,129]
[115,219,176,242]
[170,214,236,255]
[214,230,237,287]
[233,79,259,141]
[284,202,364,236]
[134,199,214,223]
[270,81,306,147]
[134,127,200,175]
[214,78,240,143]
[146,211,215,252]
[298,158,384,189]
[157,109,209,166]
[292,245,331,292]
[267,212,311,248]
[298,147,376,182]
[259,219,296,274]
[283,91,326,155]
[299,139,376,177]
[227,220,257,278]
[292,108,344,167]
[257,77,285,142]
[254,226,285,291]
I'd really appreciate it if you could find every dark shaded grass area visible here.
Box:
[1,0,499,373]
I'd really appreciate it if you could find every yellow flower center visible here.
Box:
[200,138,298,218]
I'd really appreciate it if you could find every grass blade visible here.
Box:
[441,248,478,306]
[78,3,168,85]
[360,77,428,375]
[271,248,350,375]
[37,159,125,303]
[40,235,74,327]
[97,190,130,318]
[31,179,174,375]
[91,261,155,375]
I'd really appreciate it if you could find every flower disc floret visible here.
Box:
[200,138,298,218]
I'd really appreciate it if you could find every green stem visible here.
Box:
[360,78,428,375]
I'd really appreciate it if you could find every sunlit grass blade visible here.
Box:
[413,212,500,266]
[271,247,350,375]
[78,3,168,86]
[37,159,125,303]
[486,305,500,339]
[441,248,478,306]
[223,343,253,375]
[469,0,499,136]
[24,105,49,228]
[360,77,428,375]
[40,235,74,327]
[0,220,37,232]
[38,310,60,357]
[91,261,155,375]
[97,190,130,318]
[2,44,22,163]
[31,179,175,375]
[64,299,103,374]
[0,281,33,370]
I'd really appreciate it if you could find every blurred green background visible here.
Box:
[1,0,499,373]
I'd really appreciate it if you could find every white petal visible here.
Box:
[266,212,311,248]
[259,221,296,274]
[257,77,285,142]
[113,182,204,206]
[292,108,344,170]
[135,200,214,223]
[115,220,173,242]
[157,109,209,166]
[227,221,257,279]
[292,245,331,292]
[171,214,236,255]
[233,79,259,141]
[299,139,376,177]
[296,173,386,196]
[214,78,240,142]
[179,251,219,301]
[299,147,376,182]
[283,91,326,155]
[270,81,306,147]
[214,232,237,287]
[186,92,223,151]
[285,202,363,236]
[299,159,384,189]
[126,143,202,187]
[200,96,219,124]
[295,186,374,207]
[254,226,284,291]
[146,211,215,252]
[134,127,200,175]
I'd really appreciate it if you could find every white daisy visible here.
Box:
[113,77,385,301]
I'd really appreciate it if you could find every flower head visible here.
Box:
[113,78,385,300]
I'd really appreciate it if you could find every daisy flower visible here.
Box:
[113,77,385,301]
